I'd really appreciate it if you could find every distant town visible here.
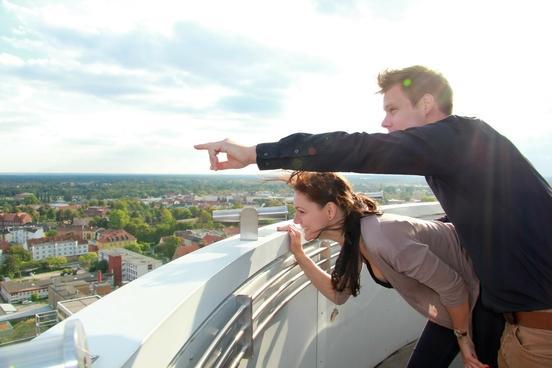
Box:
[0,173,437,345]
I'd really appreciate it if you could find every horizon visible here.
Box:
[1,0,551,176]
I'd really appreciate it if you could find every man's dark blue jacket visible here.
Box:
[257,115,552,313]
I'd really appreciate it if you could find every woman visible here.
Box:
[278,171,503,368]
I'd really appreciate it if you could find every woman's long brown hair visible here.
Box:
[287,171,380,296]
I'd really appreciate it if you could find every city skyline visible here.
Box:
[1,0,551,175]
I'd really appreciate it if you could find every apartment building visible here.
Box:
[98,248,161,286]
[27,234,88,260]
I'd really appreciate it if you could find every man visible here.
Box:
[195,65,552,367]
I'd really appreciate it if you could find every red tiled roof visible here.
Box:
[0,212,33,225]
[202,234,224,245]
[97,229,136,243]
[172,244,200,259]
[27,233,84,247]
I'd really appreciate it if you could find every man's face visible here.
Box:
[381,84,426,132]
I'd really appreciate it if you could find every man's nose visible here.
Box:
[293,215,300,224]
[381,116,392,129]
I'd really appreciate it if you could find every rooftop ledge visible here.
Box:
[3,202,443,368]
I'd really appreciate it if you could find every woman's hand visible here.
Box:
[277,224,304,257]
[458,335,489,368]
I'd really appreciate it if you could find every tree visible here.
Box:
[78,252,98,269]
[96,259,108,273]
[108,209,130,229]
[31,293,40,302]
[157,208,176,226]
[46,256,68,269]
[45,230,58,237]
[124,243,142,253]
[420,195,437,202]
[23,194,39,205]
[156,236,180,259]
[9,245,31,262]
[90,216,108,228]
[56,208,77,223]
[1,255,20,278]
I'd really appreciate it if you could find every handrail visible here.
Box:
[250,245,328,300]
[169,238,341,368]
[194,301,250,367]
[212,206,288,222]
[212,206,288,241]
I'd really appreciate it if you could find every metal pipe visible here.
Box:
[0,319,96,368]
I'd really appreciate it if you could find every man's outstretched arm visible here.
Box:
[194,139,257,170]
[196,120,462,175]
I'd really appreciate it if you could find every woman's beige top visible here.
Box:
[360,213,480,329]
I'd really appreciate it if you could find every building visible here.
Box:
[172,244,200,260]
[84,206,109,218]
[27,234,88,260]
[57,224,97,241]
[0,303,17,315]
[98,248,162,285]
[0,213,33,227]
[57,295,103,320]
[49,278,112,320]
[0,279,50,303]
[4,226,45,249]
[95,229,137,250]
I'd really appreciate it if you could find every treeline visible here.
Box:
[0,174,290,200]
[97,198,222,245]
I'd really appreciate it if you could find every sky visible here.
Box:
[1,0,551,175]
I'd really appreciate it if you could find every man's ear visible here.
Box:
[420,93,436,115]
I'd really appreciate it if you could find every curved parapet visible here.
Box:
[11,202,443,368]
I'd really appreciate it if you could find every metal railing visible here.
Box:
[0,319,97,368]
[169,238,340,368]
[212,206,288,241]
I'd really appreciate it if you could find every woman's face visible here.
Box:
[293,190,330,241]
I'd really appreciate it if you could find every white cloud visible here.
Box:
[1,0,551,175]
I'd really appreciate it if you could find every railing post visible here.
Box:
[239,208,258,241]
[212,206,288,241]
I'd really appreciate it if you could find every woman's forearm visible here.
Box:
[294,252,349,305]
[445,300,471,334]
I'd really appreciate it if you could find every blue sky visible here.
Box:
[1,0,551,175]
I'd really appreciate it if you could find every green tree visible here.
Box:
[1,255,20,278]
[420,195,436,202]
[158,208,176,226]
[172,208,192,220]
[56,208,77,223]
[108,209,130,229]
[124,243,142,253]
[9,245,31,262]
[46,256,68,269]
[46,207,56,221]
[155,236,180,259]
[96,259,108,273]
[23,194,39,205]
[78,252,98,269]
[45,230,58,237]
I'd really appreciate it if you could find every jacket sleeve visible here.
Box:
[256,120,464,176]
[390,240,470,307]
